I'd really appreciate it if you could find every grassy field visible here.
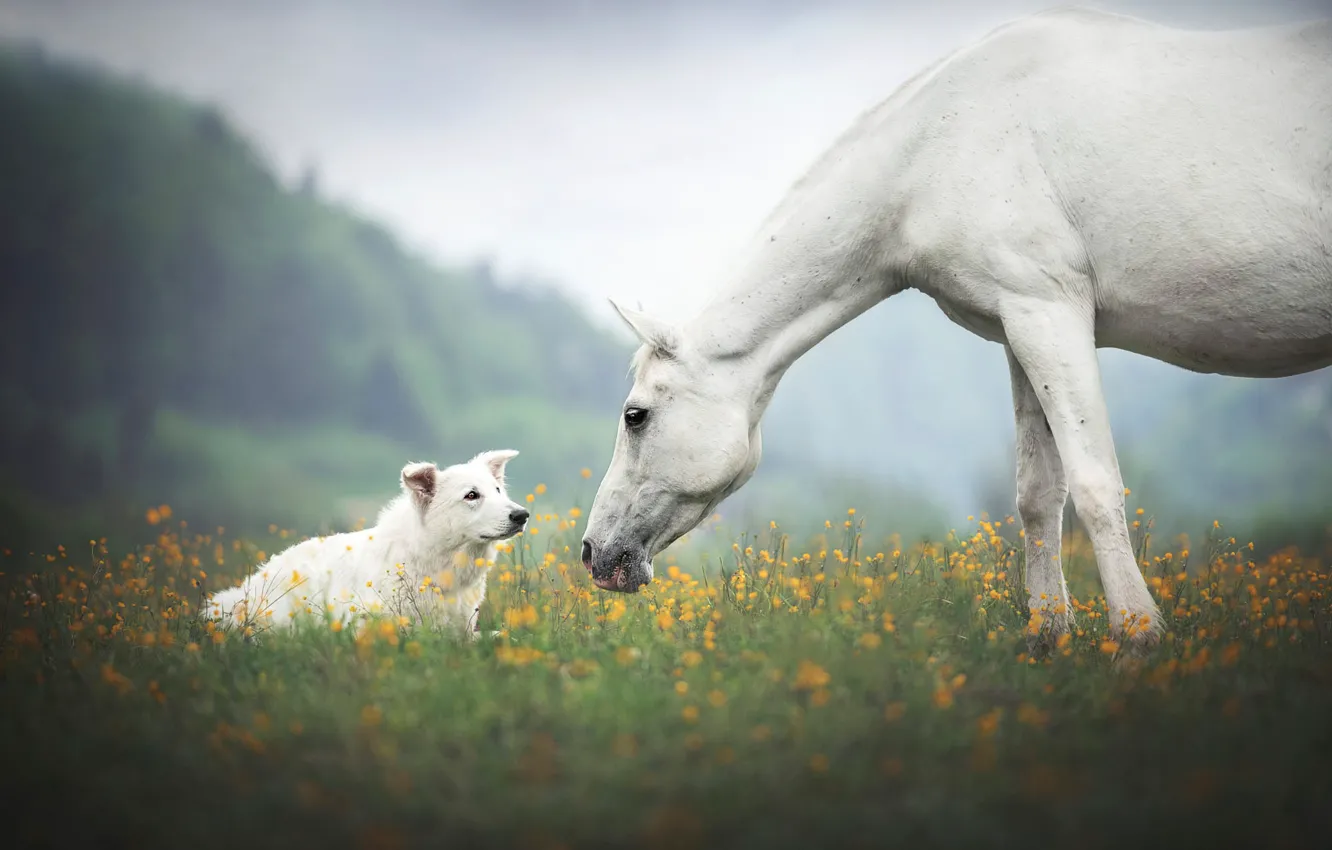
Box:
[3,479,1331,850]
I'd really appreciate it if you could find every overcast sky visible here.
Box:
[4,0,1327,327]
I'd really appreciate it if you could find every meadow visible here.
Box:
[3,474,1331,850]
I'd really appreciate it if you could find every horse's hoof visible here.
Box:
[1024,613,1075,660]
[1108,619,1163,671]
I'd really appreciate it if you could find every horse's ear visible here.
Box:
[609,298,678,357]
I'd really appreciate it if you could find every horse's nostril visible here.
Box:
[581,539,593,568]
[510,509,529,525]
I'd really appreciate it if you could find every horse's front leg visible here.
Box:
[1002,297,1162,658]
[1007,347,1075,655]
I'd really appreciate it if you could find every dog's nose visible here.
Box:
[510,508,529,525]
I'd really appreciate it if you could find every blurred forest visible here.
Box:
[0,43,637,551]
[0,41,1328,556]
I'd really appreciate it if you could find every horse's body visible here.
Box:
[581,7,1332,653]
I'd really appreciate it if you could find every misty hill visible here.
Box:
[0,43,637,548]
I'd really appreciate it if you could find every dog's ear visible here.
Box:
[401,461,438,510]
[471,449,519,487]
[609,298,678,358]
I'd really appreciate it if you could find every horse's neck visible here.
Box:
[685,210,900,414]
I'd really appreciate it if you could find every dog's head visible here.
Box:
[400,450,528,546]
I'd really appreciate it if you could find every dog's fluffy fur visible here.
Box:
[206,450,527,637]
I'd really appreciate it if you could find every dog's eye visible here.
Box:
[623,407,649,429]
[463,489,481,502]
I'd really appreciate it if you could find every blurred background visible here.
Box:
[1,0,1329,556]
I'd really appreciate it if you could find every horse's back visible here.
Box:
[929,7,1331,178]
[893,7,1332,376]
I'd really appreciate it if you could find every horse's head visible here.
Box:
[582,300,763,593]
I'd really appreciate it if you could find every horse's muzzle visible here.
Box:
[581,538,651,593]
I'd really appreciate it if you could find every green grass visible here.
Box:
[2,491,1331,850]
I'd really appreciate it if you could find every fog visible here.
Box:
[4,0,1328,519]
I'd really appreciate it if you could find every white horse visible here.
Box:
[580,6,1332,654]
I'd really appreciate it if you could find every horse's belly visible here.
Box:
[1096,286,1332,378]
[925,276,1332,378]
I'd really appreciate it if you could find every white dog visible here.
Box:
[205,450,528,638]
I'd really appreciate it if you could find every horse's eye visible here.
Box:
[463,489,481,502]
[623,407,649,429]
